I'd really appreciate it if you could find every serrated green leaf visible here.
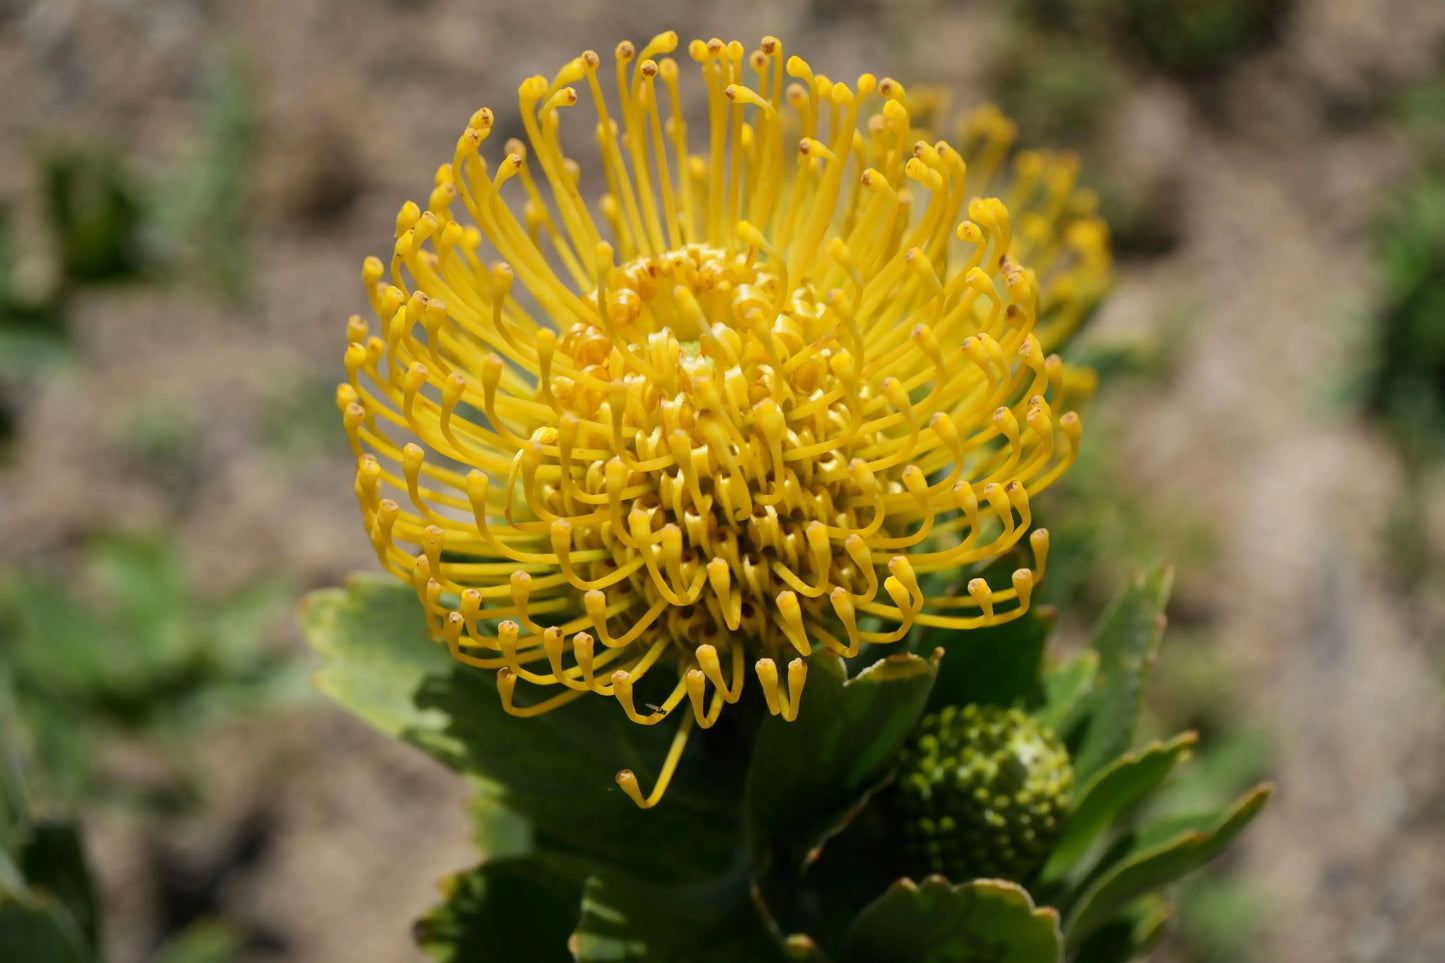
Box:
[1072,895,1171,963]
[301,578,742,883]
[920,609,1054,713]
[416,856,587,963]
[745,654,936,882]
[1037,651,1098,740]
[1072,567,1173,781]
[572,866,820,963]
[1064,784,1271,943]
[19,821,98,951]
[0,891,90,963]
[842,877,1063,963]
[1041,732,1197,883]
[299,577,458,744]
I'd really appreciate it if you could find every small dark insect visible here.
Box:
[645,703,666,715]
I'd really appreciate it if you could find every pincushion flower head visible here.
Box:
[338,33,1110,808]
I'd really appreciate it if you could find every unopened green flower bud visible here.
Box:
[891,704,1073,881]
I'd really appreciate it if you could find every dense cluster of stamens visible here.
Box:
[338,33,1110,808]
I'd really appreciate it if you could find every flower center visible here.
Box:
[524,243,892,660]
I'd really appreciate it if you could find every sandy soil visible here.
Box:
[3,0,1444,960]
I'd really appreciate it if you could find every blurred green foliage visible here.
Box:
[0,138,146,367]
[0,720,244,963]
[1362,172,1445,460]
[262,374,354,457]
[1113,0,1290,77]
[1398,79,1445,161]
[990,26,1126,150]
[1036,420,1218,621]
[1014,0,1290,79]
[148,46,258,301]
[1356,78,1445,585]
[0,534,301,807]
[39,141,146,285]
[112,398,210,506]
[1037,303,1219,622]
[0,46,258,453]
[0,202,66,451]
[987,0,1290,258]
[148,919,244,963]
[1169,875,1267,963]
[0,763,99,963]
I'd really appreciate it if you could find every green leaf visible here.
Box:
[413,670,743,882]
[301,578,741,883]
[572,867,820,963]
[1041,732,1198,883]
[842,877,1063,963]
[208,574,294,669]
[299,578,458,744]
[920,609,1055,713]
[0,850,23,896]
[1037,651,1098,740]
[1072,567,1172,781]
[0,711,26,850]
[0,891,90,963]
[469,793,534,861]
[416,856,587,963]
[88,536,188,657]
[745,654,936,881]
[2,575,110,701]
[1064,784,1271,943]
[1072,895,1171,963]
[1171,875,1268,961]
[19,821,98,951]
[151,919,243,963]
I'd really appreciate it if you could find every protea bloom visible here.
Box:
[338,33,1109,808]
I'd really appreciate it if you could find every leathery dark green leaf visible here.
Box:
[920,608,1055,713]
[300,576,456,745]
[414,856,587,963]
[573,865,823,963]
[300,578,741,883]
[0,892,90,963]
[744,652,937,879]
[19,821,99,951]
[842,877,1063,963]
[1072,894,1172,963]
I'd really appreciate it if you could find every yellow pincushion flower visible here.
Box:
[338,33,1110,808]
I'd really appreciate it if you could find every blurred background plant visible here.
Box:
[1,698,252,963]
[0,42,257,457]
[0,533,301,810]
[1355,78,1445,597]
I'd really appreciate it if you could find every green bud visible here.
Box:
[891,704,1073,881]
